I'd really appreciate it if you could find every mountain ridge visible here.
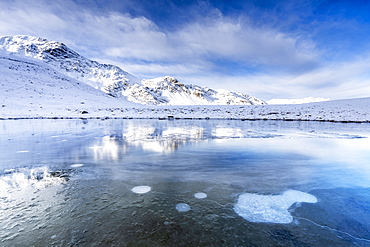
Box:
[0,35,265,106]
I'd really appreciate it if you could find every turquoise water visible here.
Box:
[1,119,370,246]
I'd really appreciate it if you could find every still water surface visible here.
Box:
[1,119,370,246]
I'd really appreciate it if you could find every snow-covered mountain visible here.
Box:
[133,76,265,105]
[0,35,265,106]
[0,35,141,97]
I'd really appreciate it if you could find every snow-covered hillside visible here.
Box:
[0,52,136,118]
[267,97,330,105]
[0,35,265,106]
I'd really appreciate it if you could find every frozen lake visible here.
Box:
[1,119,370,246]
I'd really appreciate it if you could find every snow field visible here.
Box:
[2,98,370,123]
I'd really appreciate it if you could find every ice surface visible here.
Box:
[176,203,191,212]
[194,192,207,199]
[131,186,151,194]
[234,190,317,224]
[213,127,244,138]
[0,119,370,246]
[71,164,84,168]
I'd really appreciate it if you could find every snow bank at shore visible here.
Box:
[1,96,370,123]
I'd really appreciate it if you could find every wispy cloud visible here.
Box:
[0,0,318,67]
[175,17,318,70]
[187,55,370,100]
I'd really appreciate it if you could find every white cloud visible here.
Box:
[0,1,66,36]
[175,18,318,70]
[94,58,210,78]
[0,0,318,69]
[184,56,370,100]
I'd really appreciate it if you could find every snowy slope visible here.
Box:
[0,52,136,118]
[116,97,370,122]
[267,97,330,105]
[0,35,265,106]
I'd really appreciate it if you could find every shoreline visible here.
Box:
[0,116,368,123]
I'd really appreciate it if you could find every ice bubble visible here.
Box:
[16,150,29,153]
[194,192,207,199]
[131,186,151,194]
[234,190,317,224]
[70,164,84,168]
[176,203,190,212]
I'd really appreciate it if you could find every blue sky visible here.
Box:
[1,0,370,100]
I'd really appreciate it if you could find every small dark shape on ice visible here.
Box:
[50,170,71,181]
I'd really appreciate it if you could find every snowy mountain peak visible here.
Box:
[0,35,266,106]
[0,35,140,97]
[0,35,80,61]
[143,76,186,90]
